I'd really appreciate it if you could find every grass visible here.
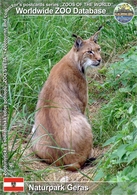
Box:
[1,13,137,194]
[90,46,137,193]
[3,15,137,114]
[90,46,137,142]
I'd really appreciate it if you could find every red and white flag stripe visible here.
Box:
[3,177,24,192]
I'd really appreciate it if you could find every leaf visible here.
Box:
[127,151,137,164]
[103,136,116,146]
[132,83,137,93]
[131,54,137,61]
[115,144,128,160]
[119,87,131,93]
[128,105,133,114]
[129,183,137,195]
[129,165,137,178]
[94,169,105,181]
[132,120,137,128]
[111,185,127,195]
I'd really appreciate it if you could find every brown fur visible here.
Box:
[31,31,102,171]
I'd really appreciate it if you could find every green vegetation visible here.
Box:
[1,14,137,194]
[92,47,137,193]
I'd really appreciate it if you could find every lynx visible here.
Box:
[32,30,101,171]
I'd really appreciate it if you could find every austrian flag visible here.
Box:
[3,178,24,192]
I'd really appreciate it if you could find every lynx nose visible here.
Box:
[96,59,101,65]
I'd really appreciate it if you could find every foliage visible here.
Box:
[1,15,136,114]
[93,47,137,193]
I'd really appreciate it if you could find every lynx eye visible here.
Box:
[98,48,101,52]
[88,50,94,54]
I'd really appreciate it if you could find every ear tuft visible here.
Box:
[72,34,78,38]
[90,26,103,43]
[98,26,103,31]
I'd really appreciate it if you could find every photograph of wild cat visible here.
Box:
[31,30,102,171]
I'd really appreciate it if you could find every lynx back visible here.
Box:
[31,30,101,171]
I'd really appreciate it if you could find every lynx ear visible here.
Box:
[90,31,100,43]
[90,26,102,43]
[73,35,83,51]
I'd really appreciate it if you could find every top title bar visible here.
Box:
[5,2,137,16]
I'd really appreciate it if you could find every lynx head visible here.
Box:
[73,29,102,73]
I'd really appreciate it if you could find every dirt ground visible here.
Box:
[19,142,107,182]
